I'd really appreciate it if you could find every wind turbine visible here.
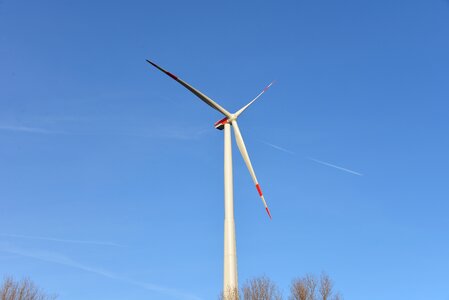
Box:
[146,59,273,294]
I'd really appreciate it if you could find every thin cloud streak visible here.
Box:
[0,233,123,248]
[260,140,295,155]
[308,157,363,176]
[0,125,62,134]
[0,254,17,259]
[0,121,210,141]
[0,243,201,300]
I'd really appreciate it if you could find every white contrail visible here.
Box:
[0,243,201,300]
[260,140,295,155]
[0,233,123,247]
[259,140,363,176]
[307,157,363,176]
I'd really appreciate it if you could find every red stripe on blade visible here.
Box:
[266,207,272,219]
[263,81,275,92]
[166,72,178,80]
[256,184,263,196]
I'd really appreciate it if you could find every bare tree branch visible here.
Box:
[290,274,317,300]
[1,276,57,300]
[319,273,333,300]
[332,292,343,300]
[242,276,282,300]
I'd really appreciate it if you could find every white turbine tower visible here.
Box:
[146,59,273,294]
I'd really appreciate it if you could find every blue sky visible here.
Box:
[1,0,449,299]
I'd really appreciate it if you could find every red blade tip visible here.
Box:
[266,207,272,219]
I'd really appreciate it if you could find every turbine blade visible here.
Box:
[234,81,275,117]
[232,120,272,219]
[146,59,231,118]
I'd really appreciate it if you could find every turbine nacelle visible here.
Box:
[214,117,229,130]
[214,114,237,130]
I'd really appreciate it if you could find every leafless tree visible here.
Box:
[219,272,343,300]
[241,276,282,300]
[290,274,316,300]
[290,273,342,300]
[0,276,57,300]
[319,273,332,300]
